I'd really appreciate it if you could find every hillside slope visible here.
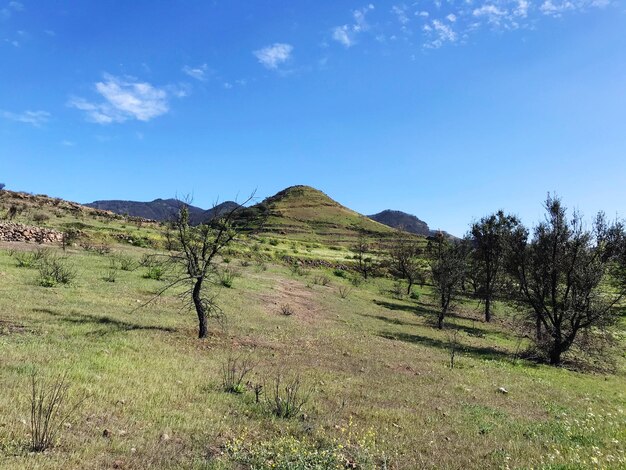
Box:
[253,185,399,244]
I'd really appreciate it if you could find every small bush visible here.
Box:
[265,372,313,419]
[38,256,76,287]
[289,262,308,277]
[116,255,136,271]
[269,239,279,246]
[350,275,363,287]
[333,268,347,278]
[410,291,420,301]
[103,269,117,283]
[32,212,50,223]
[280,304,294,316]
[143,266,164,281]
[29,372,86,452]
[313,275,331,286]
[221,354,256,394]
[219,267,238,288]
[338,285,353,299]
[14,252,36,268]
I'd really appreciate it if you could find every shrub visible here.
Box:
[269,239,279,246]
[219,267,238,288]
[29,372,86,452]
[410,291,420,301]
[338,285,353,299]
[279,304,294,316]
[289,262,308,277]
[38,255,76,287]
[333,268,347,278]
[143,266,164,281]
[350,275,363,287]
[32,212,50,223]
[116,255,136,271]
[103,269,117,283]
[14,252,36,268]
[221,354,256,394]
[264,372,313,419]
[313,275,331,286]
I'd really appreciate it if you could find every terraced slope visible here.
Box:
[254,185,400,244]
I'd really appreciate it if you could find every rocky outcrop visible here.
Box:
[0,223,63,243]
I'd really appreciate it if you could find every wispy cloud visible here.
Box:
[345,0,612,50]
[69,74,172,124]
[1,1,23,19]
[182,64,209,81]
[332,4,375,48]
[253,43,294,69]
[1,109,49,126]
[424,19,457,48]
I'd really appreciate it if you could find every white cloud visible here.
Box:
[446,13,457,22]
[182,64,209,81]
[473,4,508,22]
[253,43,293,69]
[392,5,410,25]
[332,25,354,47]
[61,140,75,147]
[69,74,172,124]
[332,4,375,48]
[1,109,49,126]
[515,0,530,17]
[425,19,457,48]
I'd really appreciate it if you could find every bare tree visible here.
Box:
[388,233,424,295]
[152,195,264,338]
[352,231,374,280]
[428,233,467,329]
[507,196,626,365]
[469,211,520,322]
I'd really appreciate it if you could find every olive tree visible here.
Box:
[156,195,264,338]
[388,233,424,295]
[469,211,520,322]
[428,233,468,329]
[507,196,625,365]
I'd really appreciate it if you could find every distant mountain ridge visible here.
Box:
[85,198,239,225]
[368,210,431,236]
[85,187,449,237]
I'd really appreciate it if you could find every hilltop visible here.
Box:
[368,209,431,236]
[252,185,398,244]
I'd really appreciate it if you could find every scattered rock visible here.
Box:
[498,387,509,394]
[103,429,111,438]
[160,433,170,442]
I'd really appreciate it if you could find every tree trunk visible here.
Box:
[192,278,208,339]
[406,279,413,295]
[549,344,563,365]
[485,296,491,323]
[535,315,542,340]
[438,310,445,329]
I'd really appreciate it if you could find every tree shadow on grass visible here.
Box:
[378,330,511,362]
[34,308,176,335]
[373,299,479,322]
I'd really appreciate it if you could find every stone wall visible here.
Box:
[0,223,63,244]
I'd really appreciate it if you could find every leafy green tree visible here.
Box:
[469,211,521,322]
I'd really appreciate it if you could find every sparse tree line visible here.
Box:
[374,195,626,366]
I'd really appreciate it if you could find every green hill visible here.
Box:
[254,185,399,244]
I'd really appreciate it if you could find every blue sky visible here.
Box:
[1,0,625,236]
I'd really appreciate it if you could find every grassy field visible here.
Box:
[0,232,625,469]
[0,190,625,468]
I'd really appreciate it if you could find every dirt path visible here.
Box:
[257,277,322,323]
